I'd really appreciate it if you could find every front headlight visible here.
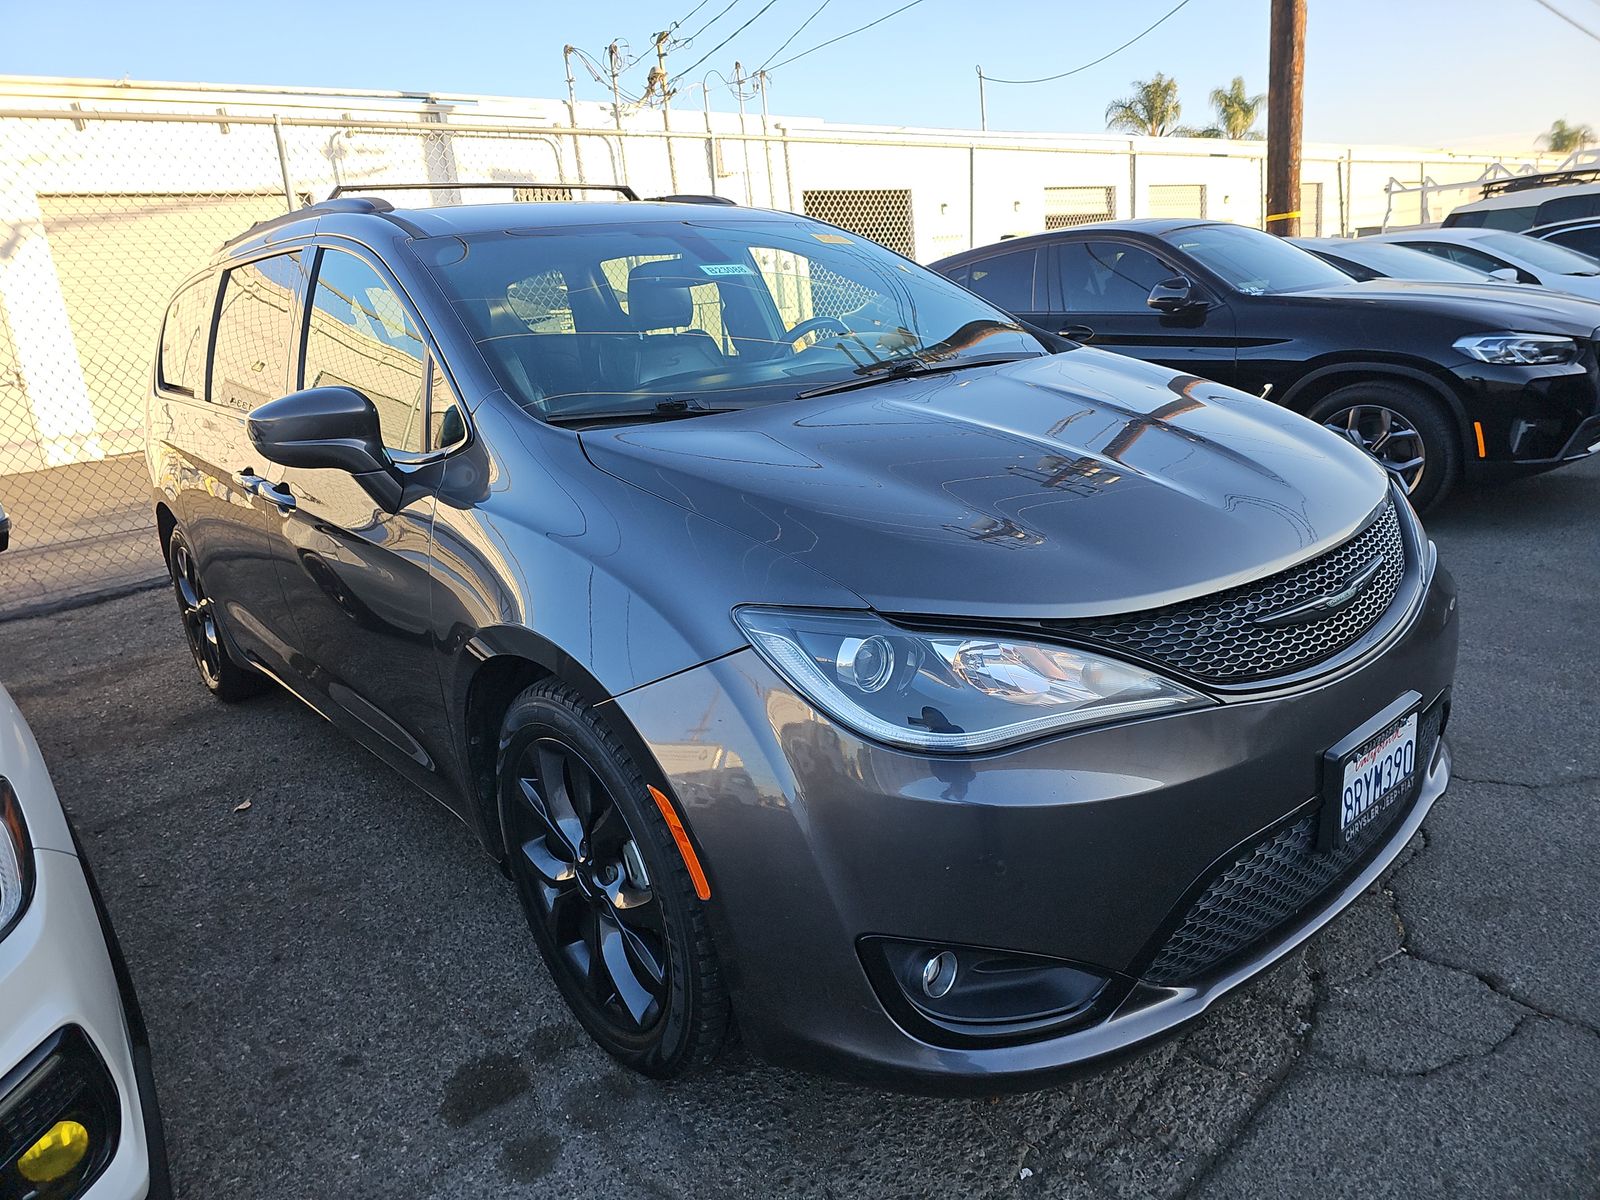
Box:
[735,608,1211,753]
[1453,332,1577,365]
[0,778,35,940]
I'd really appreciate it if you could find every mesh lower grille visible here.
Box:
[1144,699,1444,986]
[1048,500,1406,683]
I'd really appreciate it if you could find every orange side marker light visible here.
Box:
[1473,421,1487,458]
[648,785,711,900]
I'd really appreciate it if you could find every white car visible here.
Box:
[0,529,169,1198]
[1365,228,1600,302]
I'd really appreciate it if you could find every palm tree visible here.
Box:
[1539,118,1596,153]
[1104,74,1183,137]
[1203,76,1265,140]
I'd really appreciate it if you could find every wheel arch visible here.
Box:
[1277,360,1470,441]
[154,502,177,564]
[456,627,676,864]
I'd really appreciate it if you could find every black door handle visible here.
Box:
[1060,325,1096,342]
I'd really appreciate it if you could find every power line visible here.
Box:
[676,0,748,49]
[755,0,835,74]
[983,0,1196,85]
[1528,0,1600,42]
[678,0,784,78]
[767,0,927,72]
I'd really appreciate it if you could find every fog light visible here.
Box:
[17,1119,90,1183]
[920,950,958,998]
[863,937,1111,1047]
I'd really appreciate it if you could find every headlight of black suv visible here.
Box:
[735,607,1211,753]
[1453,332,1578,365]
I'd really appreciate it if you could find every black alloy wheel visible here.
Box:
[1308,380,1459,511]
[165,527,264,701]
[498,681,728,1077]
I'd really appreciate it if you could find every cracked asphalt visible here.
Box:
[2,458,1597,1199]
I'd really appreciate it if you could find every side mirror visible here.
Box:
[1487,267,1520,283]
[248,386,392,475]
[1147,276,1201,313]
[247,386,403,509]
[0,499,9,553]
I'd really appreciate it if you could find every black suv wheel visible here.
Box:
[497,680,729,1077]
[165,526,267,701]
[1308,380,1460,510]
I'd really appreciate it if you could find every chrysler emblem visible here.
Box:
[1252,555,1385,629]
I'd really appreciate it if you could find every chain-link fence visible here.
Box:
[0,100,1534,618]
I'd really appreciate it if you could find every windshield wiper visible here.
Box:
[545,398,735,426]
[795,353,1041,400]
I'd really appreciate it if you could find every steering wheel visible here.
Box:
[784,315,853,345]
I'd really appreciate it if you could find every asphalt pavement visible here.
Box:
[2,459,1596,1199]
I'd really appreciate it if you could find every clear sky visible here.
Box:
[4,0,1597,150]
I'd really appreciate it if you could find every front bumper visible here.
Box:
[612,565,1459,1091]
[0,849,164,1198]
[1446,347,1600,473]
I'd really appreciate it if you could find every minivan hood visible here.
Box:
[579,351,1390,619]
[1286,278,1600,335]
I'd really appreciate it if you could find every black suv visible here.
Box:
[933,219,1600,508]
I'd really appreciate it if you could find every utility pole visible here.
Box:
[756,70,777,209]
[562,46,586,184]
[976,66,988,132]
[608,42,629,186]
[653,29,680,192]
[732,60,754,205]
[1265,0,1305,237]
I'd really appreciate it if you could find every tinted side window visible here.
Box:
[305,249,427,455]
[210,254,301,411]
[1060,241,1174,312]
[1407,243,1507,274]
[1534,195,1600,227]
[1544,225,1600,260]
[963,248,1038,312]
[159,274,219,396]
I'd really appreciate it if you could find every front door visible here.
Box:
[268,245,458,793]
[1051,239,1239,385]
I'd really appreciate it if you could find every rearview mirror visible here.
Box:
[247,386,404,509]
[1147,276,1201,313]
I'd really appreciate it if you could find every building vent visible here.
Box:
[1146,184,1207,220]
[1045,185,1116,229]
[1299,182,1324,236]
[802,189,916,257]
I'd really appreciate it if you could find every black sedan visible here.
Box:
[933,219,1600,508]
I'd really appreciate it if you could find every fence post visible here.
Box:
[271,115,296,210]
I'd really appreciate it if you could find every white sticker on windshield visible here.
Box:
[699,263,755,277]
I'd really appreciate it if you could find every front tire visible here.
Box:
[164,526,267,701]
[497,680,729,1078]
[1307,381,1460,511]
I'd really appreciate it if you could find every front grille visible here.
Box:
[1143,699,1444,986]
[1048,499,1406,683]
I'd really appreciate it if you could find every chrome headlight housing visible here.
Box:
[735,608,1211,753]
[0,779,34,941]
[1453,332,1577,365]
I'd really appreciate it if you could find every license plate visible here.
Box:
[1321,692,1422,851]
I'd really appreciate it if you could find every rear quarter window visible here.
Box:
[159,274,219,396]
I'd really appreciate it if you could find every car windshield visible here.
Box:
[1334,241,1492,282]
[1168,223,1352,294]
[415,215,1045,422]
[1477,232,1600,275]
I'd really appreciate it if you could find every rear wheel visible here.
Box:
[165,526,266,701]
[497,680,728,1078]
[1307,380,1460,510]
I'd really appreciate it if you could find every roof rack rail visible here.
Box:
[327,181,641,201]
[219,195,397,249]
[646,193,738,205]
[1479,166,1600,197]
